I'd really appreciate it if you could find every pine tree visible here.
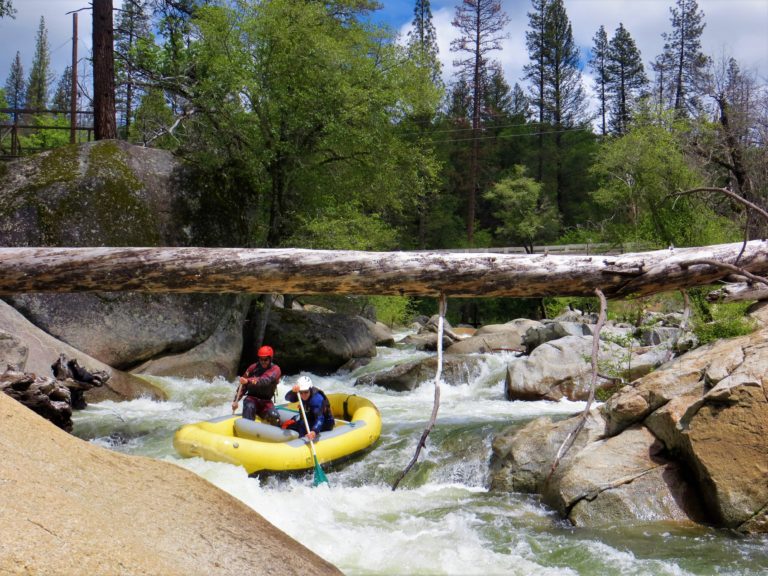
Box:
[450,0,510,244]
[406,0,443,248]
[510,83,530,118]
[524,0,548,180]
[4,51,25,110]
[115,0,152,136]
[658,0,708,116]
[25,16,52,111]
[524,0,588,216]
[606,23,648,134]
[589,25,609,136]
[52,66,72,114]
[407,0,441,86]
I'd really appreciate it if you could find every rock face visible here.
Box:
[504,335,623,401]
[489,328,768,534]
[5,292,240,370]
[0,141,243,384]
[256,307,378,375]
[0,299,162,402]
[0,392,342,576]
[354,354,487,391]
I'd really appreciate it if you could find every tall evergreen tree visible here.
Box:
[606,23,648,134]
[115,0,152,135]
[658,0,708,116]
[589,25,609,136]
[524,0,548,180]
[510,83,530,118]
[52,66,72,114]
[450,0,510,244]
[25,16,51,111]
[524,0,588,216]
[407,0,441,86]
[4,51,25,110]
[406,0,443,248]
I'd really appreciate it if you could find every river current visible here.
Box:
[72,338,767,575]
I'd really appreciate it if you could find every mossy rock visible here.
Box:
[0,140,192,247]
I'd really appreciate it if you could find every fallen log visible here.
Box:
[0,241,767,299]
[1,366,73,431]
[706,281,768,302]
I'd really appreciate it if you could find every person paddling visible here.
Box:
[283,375,335,440]
[231,345,281,426]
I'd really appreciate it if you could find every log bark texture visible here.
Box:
[1,241,767,298]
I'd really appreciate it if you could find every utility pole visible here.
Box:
[70,12,78,143]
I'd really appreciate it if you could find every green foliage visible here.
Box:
[368,296,418,328]
[130,88,176,149]
[692,299,756,345]
[20,114,70,150]
[591,116,741,247]
[0,87,7,121]
[542,296,600,319]
[284,204,399,251]
[174,0,440,248]
[483,165,560,252]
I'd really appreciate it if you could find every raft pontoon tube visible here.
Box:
[173,393,381,475]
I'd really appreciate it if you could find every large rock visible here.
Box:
[5,293,238,370]
[445,318,540,355]
[0,391,341,575]
[0,140,242,376]
[522,321,592,352]
[545,425,703,526]
[504,335,623,401]
[132,295,251,380]
[257,308,377,375]
[0,140,192,247]
[354,354,487,392]
[0,299,162,402]
[491,327,768,534]
[489,410,606,494]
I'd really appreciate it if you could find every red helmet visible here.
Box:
[257,345,274,358]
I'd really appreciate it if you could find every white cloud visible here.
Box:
[1,0,765,106]
[427,0,767,94]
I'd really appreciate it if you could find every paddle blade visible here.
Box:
[312,455,329,486]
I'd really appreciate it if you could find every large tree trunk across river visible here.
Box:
[1,241,766,298]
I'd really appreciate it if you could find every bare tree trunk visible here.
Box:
[1,242,768,298]
[93,0,117,140]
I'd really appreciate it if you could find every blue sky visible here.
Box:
[1,1,766,105]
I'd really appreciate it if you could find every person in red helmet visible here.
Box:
[231,345,282,425]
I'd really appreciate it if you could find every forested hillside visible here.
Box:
[0,1,765,288]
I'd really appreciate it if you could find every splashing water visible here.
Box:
[72,344,768,575]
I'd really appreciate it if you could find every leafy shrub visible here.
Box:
[369,295,417,328]
[693,300,756,345]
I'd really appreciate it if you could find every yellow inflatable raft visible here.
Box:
[173,393,381,475]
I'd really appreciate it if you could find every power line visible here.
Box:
[428,126,593,144]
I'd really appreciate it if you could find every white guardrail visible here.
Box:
[429,242,655,256]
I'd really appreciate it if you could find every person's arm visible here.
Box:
[309,396,326,436]
[245,365,281,396]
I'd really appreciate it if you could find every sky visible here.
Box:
[1,0,766,104]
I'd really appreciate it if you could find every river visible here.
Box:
[72,339,767,575]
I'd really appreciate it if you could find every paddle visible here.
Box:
[297,394,329,486]
[232,380,244,415]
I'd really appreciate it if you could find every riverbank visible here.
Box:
[0,391,341,576]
